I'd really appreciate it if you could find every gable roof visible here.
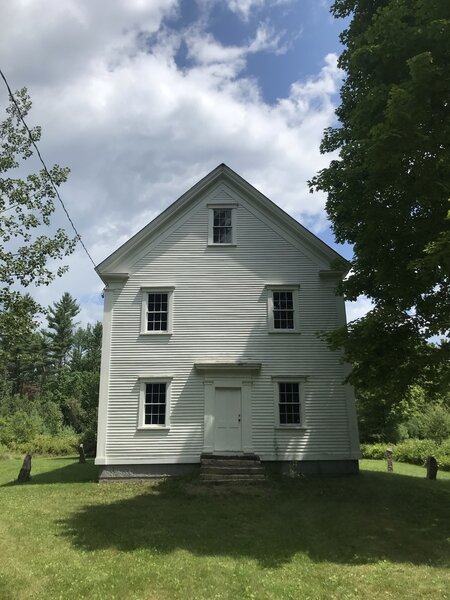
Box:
[96,163,349,281]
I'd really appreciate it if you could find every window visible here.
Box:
[278,382,300,425]
[147,292,168,331]
[272,376,307,428]
[140,287,174,334]
[213,208,232,243]
[138,377,172,429]
[144,383,166,425]
[208,204,237,245]
[266,284,300,332]
[273,291,294,329]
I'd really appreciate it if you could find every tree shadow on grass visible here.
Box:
[2,459,98,486]
[59,470,450,568]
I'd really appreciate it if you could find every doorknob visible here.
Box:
[238,414,241,423]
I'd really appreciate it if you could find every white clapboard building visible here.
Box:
[95,164,360,479]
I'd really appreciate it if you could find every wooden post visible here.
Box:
[386,448,393,472]
[78,443,86,464]
[426,456,438,480]
[17,454,32,483]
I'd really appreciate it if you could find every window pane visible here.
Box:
[147,293,169,331]
[278,382,300,425]
[213,209,232,243]
[273,290,294,329]
[213,226,232,243]
[144,383,166,425]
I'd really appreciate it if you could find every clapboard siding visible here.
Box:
[101,185,358,464]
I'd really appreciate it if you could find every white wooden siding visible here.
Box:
[103,185,358,464]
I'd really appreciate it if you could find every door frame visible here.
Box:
[196,362,260,455]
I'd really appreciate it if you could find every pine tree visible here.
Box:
[46,292,80,371]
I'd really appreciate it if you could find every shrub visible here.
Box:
[0,443,16,460]
[393,439,439,465]
[0,410,46,446]
[361,438,450,471]
[360,443,388,460]
[80,428,97,457]
[17,431,79,456]
[404,404,450,443]
[436,454,450,471]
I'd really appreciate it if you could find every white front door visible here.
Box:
[214,387,242,452]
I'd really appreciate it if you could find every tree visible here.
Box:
[0,87,76,304]
[310,0,450,402]
[0,292,44,395]
[45,292,80,371]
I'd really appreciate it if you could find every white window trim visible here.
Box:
[266,284,300,333]
[140,287,174,335]
[272,376,307,429]
[137,376,173,430]
[207,203,238,246]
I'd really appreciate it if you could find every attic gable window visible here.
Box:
[213,208,232,243]
[266,284,300,333]
[208,203,237,245]
[140,287,174,335]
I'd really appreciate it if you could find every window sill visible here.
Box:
[140,332,172,336]
[207,243,237,247]
[274,426,307,431]
[137,426,171,431]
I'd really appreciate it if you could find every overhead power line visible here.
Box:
[0,68,97,268]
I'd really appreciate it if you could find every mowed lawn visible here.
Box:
[0,458,449,600]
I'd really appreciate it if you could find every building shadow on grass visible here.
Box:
[2,459,98,486]
[59,471,450,568]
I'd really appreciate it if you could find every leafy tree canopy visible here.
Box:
[310,0,450,400]
[0,88,76,303]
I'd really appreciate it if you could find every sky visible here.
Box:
[0,0,371,325]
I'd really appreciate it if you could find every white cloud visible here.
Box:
[345,296,374,324]
[0,1,343,324]
[223,0,291,21]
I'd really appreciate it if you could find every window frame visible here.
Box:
[207,203,237,246]
[140,287,174,335]
[272,376,307,429]
[266,284,300,333]
[137,376,172,430]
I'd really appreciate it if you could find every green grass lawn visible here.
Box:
[0,458,449,600]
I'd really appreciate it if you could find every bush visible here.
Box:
[16,431,79,456]
[360,443,389,460]
[0,443,16,460]
[361,438,450,471]
[404,404,450,443]
[80,427,97,457]
[0,410,46,446]
[393,439,439,465]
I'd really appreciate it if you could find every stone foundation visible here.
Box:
[98,459,359,480]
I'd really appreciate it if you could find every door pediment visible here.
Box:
[195,361,261,378]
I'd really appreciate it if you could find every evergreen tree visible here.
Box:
[46,292,80,371]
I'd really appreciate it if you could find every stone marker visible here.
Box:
[426,456,438,480]
[17,454,32,483]
[78,443,86,464]
[386,448,393,472]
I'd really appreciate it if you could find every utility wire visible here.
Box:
[0,68,97,268]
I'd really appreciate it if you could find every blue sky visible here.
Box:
[0,0,368,323]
